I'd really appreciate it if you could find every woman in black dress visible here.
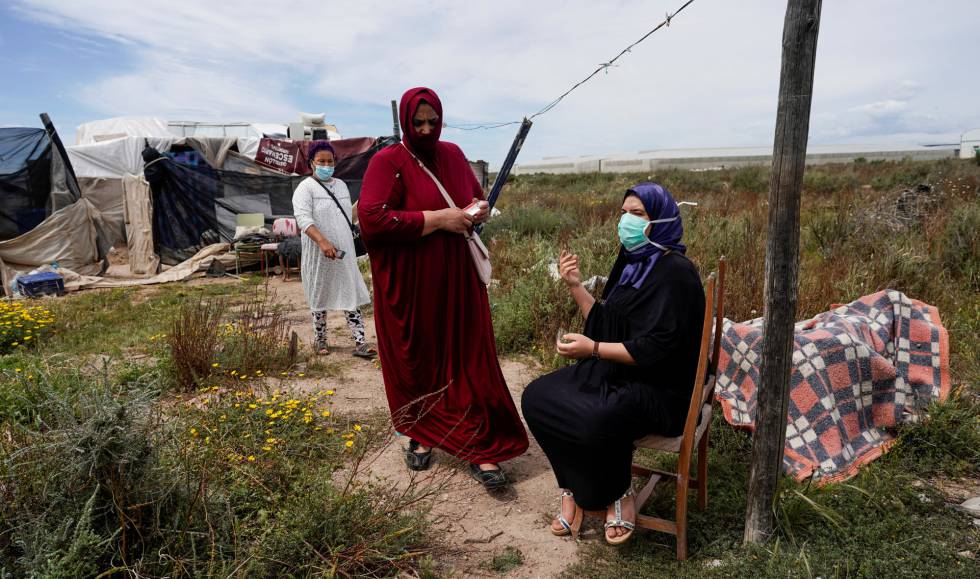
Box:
[521,182,705,545]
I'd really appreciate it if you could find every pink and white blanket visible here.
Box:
[715,290,951,484]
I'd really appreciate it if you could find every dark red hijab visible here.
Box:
[399,87,442,162]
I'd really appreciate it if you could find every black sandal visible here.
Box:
[404,439,432,471]
[469,463,508,490]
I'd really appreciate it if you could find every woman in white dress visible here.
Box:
[291,141,376,358]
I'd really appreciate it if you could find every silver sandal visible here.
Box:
[551,490,583,538]
[604,486,636,545]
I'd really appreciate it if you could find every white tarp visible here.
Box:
[0,199,105,294]
[122,174,159,276]
[76,116,172,145]
[69,137,177,179]
[49,243,233,291]
[68,136,260,179]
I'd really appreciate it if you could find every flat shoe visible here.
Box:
[404,439,432,471]
[469,463,508,490]
[352,343,378,359]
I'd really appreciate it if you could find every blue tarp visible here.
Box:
[0,128,53,239]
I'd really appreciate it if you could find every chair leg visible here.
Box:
[675,475,689,561]
[697,429,710,509]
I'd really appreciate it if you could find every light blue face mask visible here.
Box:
[314,165,335,180]
[617,212,678,251]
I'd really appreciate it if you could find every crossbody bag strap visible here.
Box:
[399,143,459,210]
[313,179,356,233]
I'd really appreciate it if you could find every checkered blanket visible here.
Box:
[715,290,950,484]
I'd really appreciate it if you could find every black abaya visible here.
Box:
[521,251,705,510]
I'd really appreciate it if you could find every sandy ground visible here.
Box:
[256,275,585,578]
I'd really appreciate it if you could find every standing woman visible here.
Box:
[358,87,528,489]
[292,141,376,358]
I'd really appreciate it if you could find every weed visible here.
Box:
[483,546,524,574]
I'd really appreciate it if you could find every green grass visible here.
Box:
[0,282,438,578]
[561,395,979,578]
[2,158,978,577]
[42,282,248,358]
[487,159,980,577]
[489,159,980,385]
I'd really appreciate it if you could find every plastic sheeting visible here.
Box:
[142,137,393,262]
[122,174,159,276]
[76,116,171,145]
[68,136,251,179]
[78,177,126,246]
[0,127,79,240]
[0,199,106,294]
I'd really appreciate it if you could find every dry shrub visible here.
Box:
[166,285,294,391]
[168,296,226,390]
[219,285,294,373]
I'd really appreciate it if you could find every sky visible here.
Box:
[1,0,977,166]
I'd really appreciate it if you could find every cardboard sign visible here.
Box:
[255,139,309,175]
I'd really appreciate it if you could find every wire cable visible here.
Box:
[444,0,696,130]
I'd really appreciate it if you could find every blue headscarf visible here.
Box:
[612,182,686,294]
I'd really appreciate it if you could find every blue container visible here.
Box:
[16,272,65,298]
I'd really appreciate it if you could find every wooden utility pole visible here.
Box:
[743,0,823,543]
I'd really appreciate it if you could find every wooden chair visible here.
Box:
[586,256,726,560]
[233,213,266,275]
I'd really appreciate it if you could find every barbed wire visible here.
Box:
[444,0,696,131]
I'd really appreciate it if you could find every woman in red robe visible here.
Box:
[357,87,528,489]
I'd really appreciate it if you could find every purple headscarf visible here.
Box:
[307,140,336,165]
[612,182,686,294]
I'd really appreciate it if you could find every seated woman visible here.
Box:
[521,183,705,545]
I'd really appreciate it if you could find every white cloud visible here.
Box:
[10,0,980,163]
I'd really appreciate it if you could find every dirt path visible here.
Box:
[261,277,584,577]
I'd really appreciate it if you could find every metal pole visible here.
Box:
[391,100,401,140]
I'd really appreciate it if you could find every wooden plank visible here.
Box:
[636,514,678,535]
[744,0,823,544]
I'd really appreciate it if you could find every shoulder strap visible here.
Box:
[399,143,458,209]
[313,179,355,232]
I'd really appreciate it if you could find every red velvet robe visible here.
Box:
[357,88,528,464]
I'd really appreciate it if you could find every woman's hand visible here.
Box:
[469,198,490,224]
[437,207,475,234]
[556,333,595,359]
[558,251,582,288]
[318,239,338,259]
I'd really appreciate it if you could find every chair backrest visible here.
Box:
[710,256,727,380]
[678,272,716,458]
[236,213,265,228]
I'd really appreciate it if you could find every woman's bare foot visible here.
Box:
[477,463,499,471]
[605,493,636,541]
[551,490,577,533]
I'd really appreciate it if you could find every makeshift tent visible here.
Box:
[0,127,80,240]
[142,136,396,263]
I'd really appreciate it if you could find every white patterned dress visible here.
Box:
[291,177,371,312]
